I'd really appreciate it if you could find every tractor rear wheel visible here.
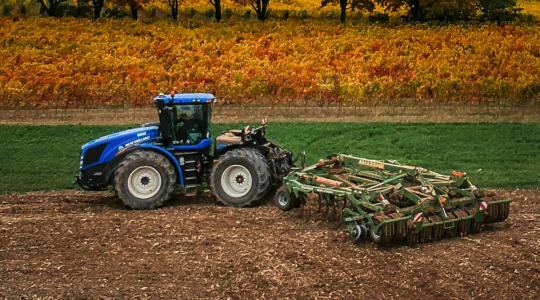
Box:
[114,150,176,209]
[210,148,271,207]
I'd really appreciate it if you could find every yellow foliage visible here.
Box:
[0,17,538,108]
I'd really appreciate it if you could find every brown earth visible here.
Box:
[1,189,539,299]
[1,105,540,125]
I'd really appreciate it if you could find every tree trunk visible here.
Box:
[254,0,262,20]
[129,2,138,20]
[169,0,178,20]
[172,6,178,20]
[38,0,60,17]
[255,0,268,21]
[93,5,101,20]
[408,0,421,20]
[214,0,221,22]
[39,2,47,15]
[339,0,347,23]
[261,0,268,21]
[49,0,58,16]
[92,0,104,20]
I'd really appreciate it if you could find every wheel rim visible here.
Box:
[350,224,362,241]
[220,164,253,198]
[127,166,162,199]
[277,191,289,207]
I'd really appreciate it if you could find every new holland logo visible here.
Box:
[118,136,151,151]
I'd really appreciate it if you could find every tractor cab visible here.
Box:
[153,93,215,146]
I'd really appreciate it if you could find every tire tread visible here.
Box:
[113,150,176,209]
[210,147,271,207]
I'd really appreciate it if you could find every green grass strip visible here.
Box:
[1,123,538,193]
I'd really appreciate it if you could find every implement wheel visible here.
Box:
[350,222,368,243]
[274,186,298,211]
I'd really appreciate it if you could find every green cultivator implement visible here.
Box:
[274,154,511,246]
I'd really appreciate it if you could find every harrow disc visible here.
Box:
[453,209,472,236]
[369,216,384,244]
[444,212,458,238]
[465,207,482,234]
[485,200,511,223]
[430,215,445,241]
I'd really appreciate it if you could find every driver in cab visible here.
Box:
[175,109,200,144]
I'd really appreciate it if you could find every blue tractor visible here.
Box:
[75,93,292,209]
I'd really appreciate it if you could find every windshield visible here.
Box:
[173,104,210,144]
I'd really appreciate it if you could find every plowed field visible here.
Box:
[1,190,539,299]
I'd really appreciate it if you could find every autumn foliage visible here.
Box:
[0,17,538,108]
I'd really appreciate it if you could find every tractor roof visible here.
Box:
[153,93,216,105]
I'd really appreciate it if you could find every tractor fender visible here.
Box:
[111,144,185,187]
[136,144,185,187]
[214,143,242,158]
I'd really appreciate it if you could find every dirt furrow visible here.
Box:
[1,189,539,299]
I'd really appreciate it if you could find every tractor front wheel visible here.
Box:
[113,150,176,209]
[210,148,271,207]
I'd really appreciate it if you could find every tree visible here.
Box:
[407,0,421,20]
[321,0,374,23]
[128,0,139,20]
[478,0,519,21]
[92,0,105,19]
[36,0,67,16]
[167,0,180,20]
[233,0,269,21]
[209,0,221,22]
[376,0,482,21]
[339,0,346,23]
[252,0,269,20]
[112,0,147,20]
[375,0,412,16]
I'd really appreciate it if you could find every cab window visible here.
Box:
[174,105,209,144]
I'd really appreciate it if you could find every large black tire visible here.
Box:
[113,150,176,210]
[210,148,271,207]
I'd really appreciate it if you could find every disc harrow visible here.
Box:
[274,154,511,246]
